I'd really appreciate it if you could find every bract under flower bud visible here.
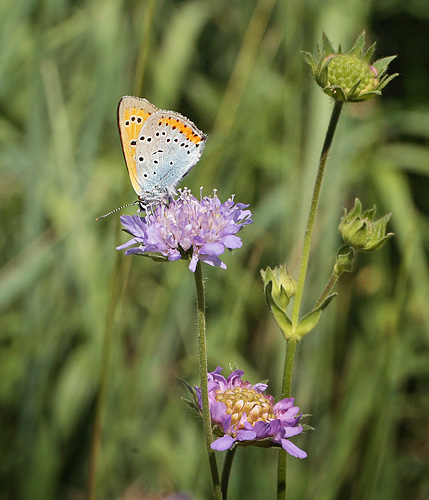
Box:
[302,31,398,102]
[339,198,394,253]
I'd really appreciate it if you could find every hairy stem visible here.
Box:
[194,262,223,500]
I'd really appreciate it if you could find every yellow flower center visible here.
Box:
[215,387,275,430]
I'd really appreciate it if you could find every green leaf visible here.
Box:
[295,293,337,340]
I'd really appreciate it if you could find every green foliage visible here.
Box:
[1,0,429,499]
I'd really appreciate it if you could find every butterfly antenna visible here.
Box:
[96,202,140,221]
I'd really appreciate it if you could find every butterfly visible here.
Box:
[97,96,207,219]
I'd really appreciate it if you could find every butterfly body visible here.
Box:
[118,96,207,206]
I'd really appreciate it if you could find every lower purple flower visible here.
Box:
[117,189,252,272]
[196,367,307,458]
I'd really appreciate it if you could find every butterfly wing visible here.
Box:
[117,96,159,196]
[135,110,207,202]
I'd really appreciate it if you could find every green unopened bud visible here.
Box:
[261,265,296,339]
[302,31,398,102]
[334,245,356,275]
[261,264,296,311]
[339,198,394,253]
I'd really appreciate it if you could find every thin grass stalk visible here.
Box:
[133,0,157,96]
[87,249,123,500]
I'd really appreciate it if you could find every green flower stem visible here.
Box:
[281,339,297,399]
[291,100,344,328]
[194,261,223,500]
[277,100,344,500]
[314,269,340,310]
[277,338,297,500]
[221,447,237,500]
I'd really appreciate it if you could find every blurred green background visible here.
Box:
[1,0,428,499]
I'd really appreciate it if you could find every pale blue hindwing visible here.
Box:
[134,110,206,201]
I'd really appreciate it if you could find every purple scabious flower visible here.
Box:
[117,189,252,272]
[196,367,307,458]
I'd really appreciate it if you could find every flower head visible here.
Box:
[196,367,307,458]
[302,31,398,102]
[117,189,252,272]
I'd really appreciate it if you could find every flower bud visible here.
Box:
[338,198,394,253]
[334,246,356,275]
[261,264,296,311]
[302,31,398,102]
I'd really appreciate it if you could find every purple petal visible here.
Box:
[199,241,225,256]
[269,419,282,437]
[119,215,146,236]
[198,254,227,269]
[235,429,257,442]
[210,401,229,427]
[188,254,199,272]
[116,238,140,250]
[211,435,236,451]
[221,235,242,249]
[273,398,295,412]
[251,383,268,393]
[227,370,245,386]
[124,247,145,255]
[280,439,307,459]
[282,426,303,438]
[167,250,182,262]
[253,421,271,438]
